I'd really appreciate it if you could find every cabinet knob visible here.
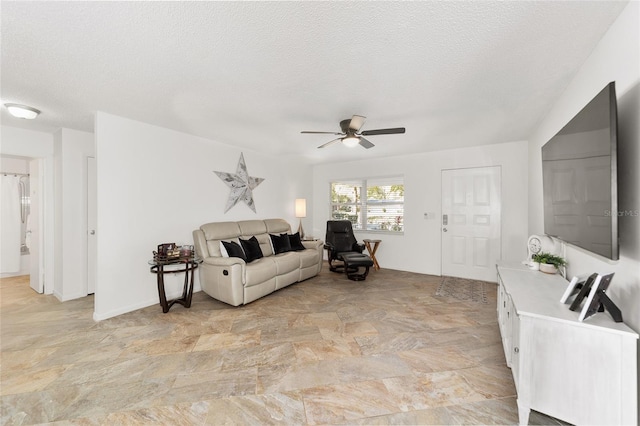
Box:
[514,347,519,353]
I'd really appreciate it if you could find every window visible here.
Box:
[330,177,404,232]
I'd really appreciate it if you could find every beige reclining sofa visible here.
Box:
[193,218,323,306]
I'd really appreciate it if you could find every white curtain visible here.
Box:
[1,175,21,273]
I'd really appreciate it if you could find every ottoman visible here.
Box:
[341,253,374,281]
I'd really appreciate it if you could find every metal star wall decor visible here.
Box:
[214,153,265,213]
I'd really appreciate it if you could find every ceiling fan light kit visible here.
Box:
[342,136,360,147]
[302,115,405,149]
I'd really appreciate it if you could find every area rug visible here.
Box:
[435,276,488,304]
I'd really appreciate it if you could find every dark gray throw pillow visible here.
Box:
[221,240,246,262]
[288,232,306,251]
[270,233,291,254]
[240,236,264,263]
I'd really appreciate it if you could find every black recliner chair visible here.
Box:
[324,220,374,280]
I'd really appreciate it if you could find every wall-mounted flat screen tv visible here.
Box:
[542,82,618,260]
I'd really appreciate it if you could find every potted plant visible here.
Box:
[532,252,567,274]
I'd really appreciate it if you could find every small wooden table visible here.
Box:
[362,239,381,270]
[148,256,202,313]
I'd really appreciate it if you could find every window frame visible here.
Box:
[329,176,404,234]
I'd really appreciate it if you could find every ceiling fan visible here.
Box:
[301,115,406,149]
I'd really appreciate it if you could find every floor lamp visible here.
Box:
[295,198,306,239]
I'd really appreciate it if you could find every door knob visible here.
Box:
[90,230,96,235]
[443,228,448,232]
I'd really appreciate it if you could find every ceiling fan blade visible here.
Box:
[301,131,343,135]
[360,127,406,136]
[349,115,367,132]
[317,138,342,149]
[358,137,375,149]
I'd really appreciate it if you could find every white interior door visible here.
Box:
[87,156,96,294]
[441,166,501,282]
[29,159,43,293]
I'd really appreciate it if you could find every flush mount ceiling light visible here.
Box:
[4,103,41,119]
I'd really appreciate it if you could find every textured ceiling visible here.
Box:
[1,1,628,164]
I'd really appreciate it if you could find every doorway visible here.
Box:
[1,157,37,286]
[1,154,53,294]
[441,166,501,282]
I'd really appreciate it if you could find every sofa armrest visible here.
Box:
[303,239,324,251]
[199,256,246,306]
[193,229,209,258]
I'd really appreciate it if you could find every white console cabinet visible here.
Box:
[496,263,638,425]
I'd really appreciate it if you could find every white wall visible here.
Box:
[94,112,311,320]
[312,140,529,276]
[528,2,640,333]
[0,126,55,293]
[1,126,55,157]
[53,128,95,301]
[0,156,30,172]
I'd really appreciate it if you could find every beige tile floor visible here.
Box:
[1,265,566,425]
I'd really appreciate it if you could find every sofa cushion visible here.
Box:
[288,232,306,251]
[272,252,301,275]
[240,236,264,263]
[299,248,320,268]
[264,218,291,234]
[244,258,277,287]
[254,233,274,257]
[201,222,241,241]
[238,220,267,236]
[270,233,291,254]
[219,241,229,257]
[221,240,246,261]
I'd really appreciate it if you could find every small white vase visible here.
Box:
[529,261,540,271]
[539,263,557,274]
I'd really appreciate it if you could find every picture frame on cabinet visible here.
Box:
[569,273,599,312]
[560,274,589,304]
[579,273,622,322]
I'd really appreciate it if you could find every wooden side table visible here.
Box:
[362,239,381,270]
[148,256,202,313]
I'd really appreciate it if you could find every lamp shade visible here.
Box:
[295,198,307,218]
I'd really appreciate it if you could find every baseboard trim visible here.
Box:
[93,297,158,321]
[93,286,203,321]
